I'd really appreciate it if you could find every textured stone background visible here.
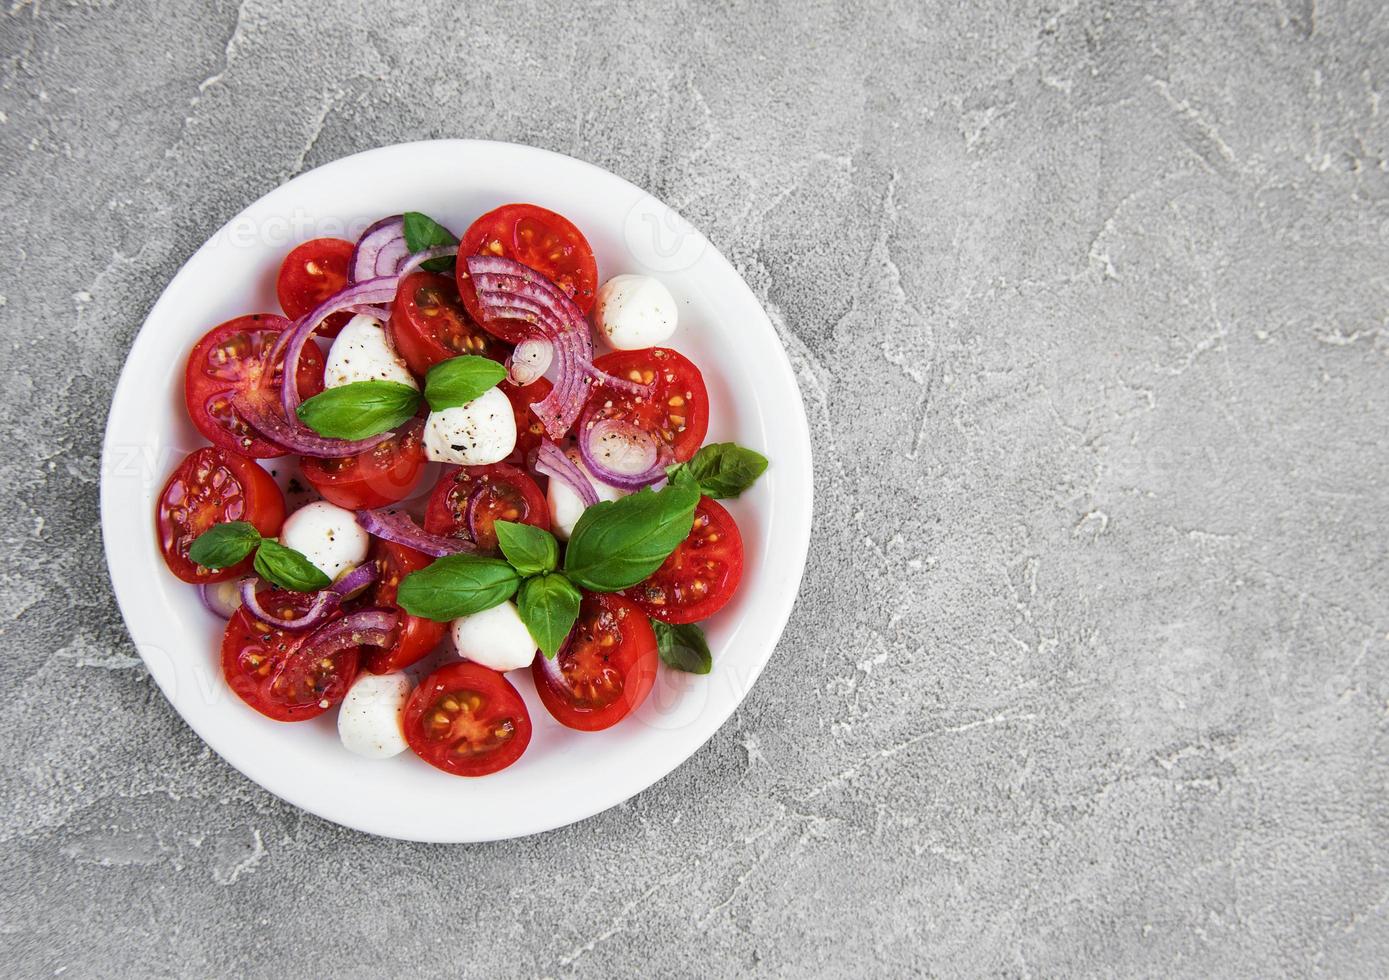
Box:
[2,0,1387,976]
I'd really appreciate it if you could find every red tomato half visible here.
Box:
[276,238,355,337]
[624,497,744,624]
[300,418,427,510]
[456,203,598,343]
[587,348,709,463]
[184,314,325,458]
[156,447,286,584]
[500,376,552,470]
[423,462,549,553]
[404,662,532,776]
[361,539,447,674]
[221,589,359,722]
[531,593,658,732]
[388,270,508,376]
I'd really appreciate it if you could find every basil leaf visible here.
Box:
[396,554,519,622]
[563,481,700,592]
[253,539,331,592]
[517,573,582,658]
[424,356,507,412]
[296,381,421,440]
[668,442,768,499]
[494,520,558,577]
[653,620,712,674]
[187,521,262,569]
[402,211,458,273]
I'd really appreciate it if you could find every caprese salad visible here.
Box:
[154,203,767,777]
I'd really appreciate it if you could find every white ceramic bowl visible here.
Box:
[100,140,813,842]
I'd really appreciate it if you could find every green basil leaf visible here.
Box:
[517,573,582,658]
[494,520,558,577]
[253,539,331,592]
[402,211,458,272]
[187,521,262,570]
[563,481,700,592]
[423,355,507,412]
[396,554,519,622]
[653,620,712,674]
[669,442,769,499]
[295,380,421,440]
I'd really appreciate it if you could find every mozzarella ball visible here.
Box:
[592,274,678,350]
[337,673,411,759]
[279,500,370,580]
[547,450,627,540]
[451,601,537,672]
[423,387,516,465]
[323,314,417,390]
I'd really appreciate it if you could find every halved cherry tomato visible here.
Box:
[404,661,531,776]
[587,348,709,463]
[532,593,658,732]
[456,203,598,343]
[184,314,325,458]
[624,497,744,624]
[500,376,553,470]
[221,588,359,722]
[423,462,549,552]
[300,418,427,510]
[360,539,447,674]
[388,270,508,376]
[156,447,286,584]
[276,238,355,338]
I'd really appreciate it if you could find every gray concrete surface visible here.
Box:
[2,0,1387,976]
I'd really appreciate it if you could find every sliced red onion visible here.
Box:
[199,579,245,619]
[331,562,378,597]
[349,215,409,283]
[355,507,477,557]
[233,389,393,459]
[239,578,340,632]
[299,608,399,660]
[576,416,670,490]
[534,439,598,508]
[396,244,458,279]
[507,336,553,386]
[586,363,651,396]
[279,277,400,416]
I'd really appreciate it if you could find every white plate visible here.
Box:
[100,140,813,842]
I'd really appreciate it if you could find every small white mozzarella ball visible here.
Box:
[323,315,417,390]
[337,673,411,759]
[547,450,627,540]
[280,500,370,580]
[423,387,516,465]
[592,274,678,350]
[451,600,537,672]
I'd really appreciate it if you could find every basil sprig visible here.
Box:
[396,555,520,621]
[494,520,558,577]
[517,574,582,658]
[296,380,421,441]
[562,482,700,592]
[653,620,712,674]
[186,522,329,592]
[402,211,458,273]
[666,442,768,499]
[424,356,506,412]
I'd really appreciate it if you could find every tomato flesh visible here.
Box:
[404,662,532,776]
[456,203,598,343]
[500,376,553,471]
[423,462,549,552]
[156,447,286,584]
[624,497,744,624]
[532,593,658,731]
[276,238,355,337]
[300,418,427,510]
[361,539,447,674]
[587,348,709,463]
[221,589,359,722]
[388,270,508,376]
[184,314,325,458]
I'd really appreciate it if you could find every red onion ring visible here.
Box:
[332,562,379,597]
[198,579,245,619]
[507,337,553,386]
[355,507,477,557]
[533,439,598,508]
[349,215,409,283]
[232,388,393,458]
[576,416,669,490]
[239,578,341,632]
[298,608,399,661]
